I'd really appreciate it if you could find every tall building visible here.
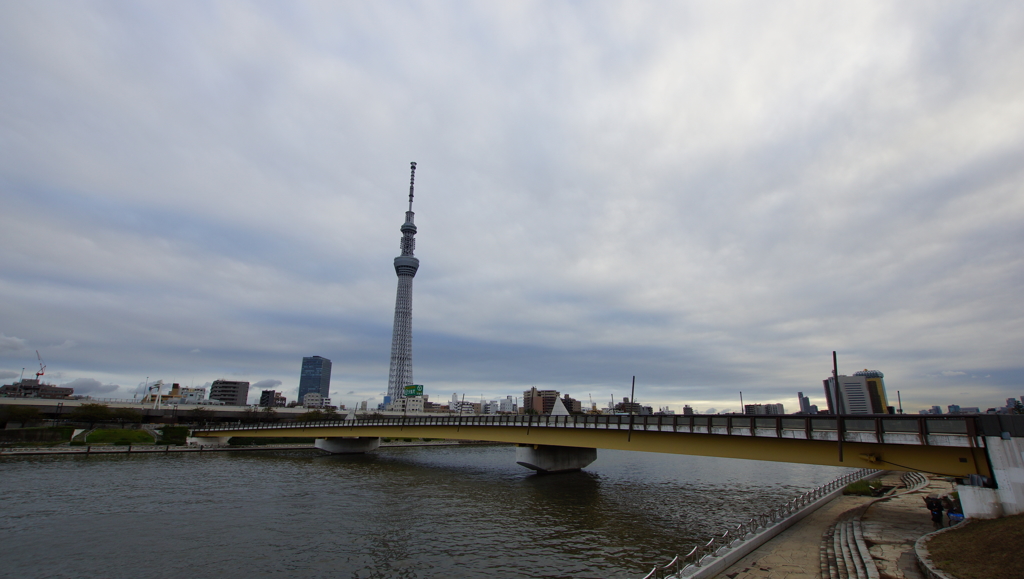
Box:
[387,163,420,403]
[523,387,561,414]
[298,356,332,404]
[210,380,250,406]
[822,369,890,414]
[797,392,811,414]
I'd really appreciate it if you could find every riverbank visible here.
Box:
[712,471,955,579]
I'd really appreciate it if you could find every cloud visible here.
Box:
[704,408,717,414]
[62,378,119,395]
[0,334,27,354]
[0,3,1022,414]
[251,379,282,391]
[0,370,20,380]
[941,370,967,377]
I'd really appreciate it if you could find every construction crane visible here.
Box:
[35,350,46,381]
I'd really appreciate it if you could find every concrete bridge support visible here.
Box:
[959,435,1024,519]
[315,437,381,454]
[186,436,232,447]
[516,444,597,473]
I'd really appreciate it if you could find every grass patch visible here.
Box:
[927,513,1024,579]
[159,426,189,445]
[843,479,884,496]
[85,429,155,444]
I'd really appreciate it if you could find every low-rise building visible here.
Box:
[498,395,517,414]
[0,379,73,399]
[260,390,287,408]
[744,403,785,415]
[303,393,332,408]
[389,395,425,413]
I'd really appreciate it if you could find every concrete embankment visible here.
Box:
[710,472,955,579]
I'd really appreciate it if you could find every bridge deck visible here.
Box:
[192,414,1001,477]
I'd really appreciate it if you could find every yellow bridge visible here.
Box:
[189,413,1013,478]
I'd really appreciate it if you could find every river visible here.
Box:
[0,444,853,578]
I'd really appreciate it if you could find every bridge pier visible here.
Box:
[515,444,597,473]
[315,437,381,454]
[958,435,1024,519]
[186,436,232,447]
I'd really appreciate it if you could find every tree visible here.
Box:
[189,406,210,426]
[241,407,260,424]
[296,409,325,422]
[112,408,143,427]
[68,403,112,428]
[260,406,278,423]
[0,405,42,426]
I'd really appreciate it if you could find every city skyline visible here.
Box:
[2,3,1023,413]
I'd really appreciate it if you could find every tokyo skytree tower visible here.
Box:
[386,162,420,402]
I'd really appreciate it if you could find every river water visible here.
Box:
[0,445,852,578]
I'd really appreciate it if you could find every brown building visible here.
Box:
[523,387,561,414]
[561,394,582,414]
[0,379,73,399]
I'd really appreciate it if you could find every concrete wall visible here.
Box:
[958,436,1024,519]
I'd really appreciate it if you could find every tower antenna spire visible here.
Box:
[408,161,417,211]
[388,163,421,406]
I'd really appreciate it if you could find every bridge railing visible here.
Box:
[190,413,982,446]
[641,468,877,579]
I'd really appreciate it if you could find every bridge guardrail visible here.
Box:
[190,413,979,447]
[640,468,877,579]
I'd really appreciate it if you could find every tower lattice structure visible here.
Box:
[387,162,420,402]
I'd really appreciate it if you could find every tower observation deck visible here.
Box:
[386,162,419,403]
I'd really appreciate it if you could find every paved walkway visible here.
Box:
[860,473,954,579]
[712,472,955,579]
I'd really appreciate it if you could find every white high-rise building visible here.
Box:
[498,396,517,414]
[387,163,420,404]
[822,370,890,414]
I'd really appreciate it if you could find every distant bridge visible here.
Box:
[188,413,1024,479]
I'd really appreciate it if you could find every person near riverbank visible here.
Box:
[924,495,944,528]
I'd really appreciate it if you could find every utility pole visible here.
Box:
[627,376,636,442]
[832,351,843,462]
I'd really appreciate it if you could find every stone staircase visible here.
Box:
[820,472,928,579]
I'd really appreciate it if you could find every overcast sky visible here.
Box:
[2,2,1022,413]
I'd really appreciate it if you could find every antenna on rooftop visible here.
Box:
[408,162,417,211]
